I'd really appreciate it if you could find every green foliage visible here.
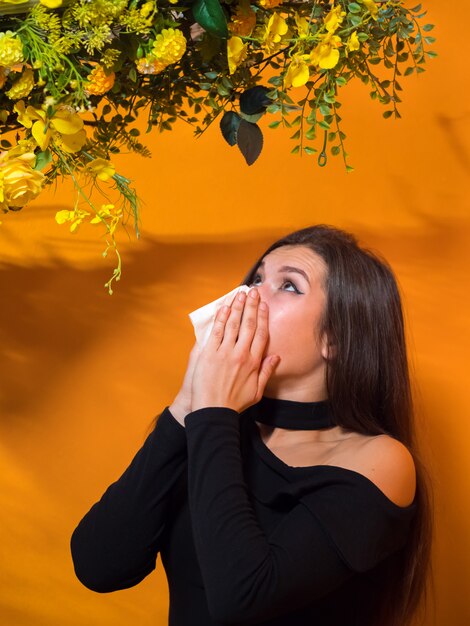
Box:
[0,0,436,292]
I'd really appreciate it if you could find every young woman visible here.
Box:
[71,224,434,626]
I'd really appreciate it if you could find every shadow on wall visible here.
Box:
[0,216,469,625]
[0,216,468,421]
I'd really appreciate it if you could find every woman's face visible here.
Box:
[248,245,330,394]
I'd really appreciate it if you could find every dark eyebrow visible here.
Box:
[258,260,311,286]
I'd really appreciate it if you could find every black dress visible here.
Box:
[70,397,417,625]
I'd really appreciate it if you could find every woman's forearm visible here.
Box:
[70,406,187,593]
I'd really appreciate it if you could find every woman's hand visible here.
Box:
[169,341,201,427]
[190,289,280,414]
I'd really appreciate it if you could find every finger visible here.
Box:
[250,299,269,360]
[257,355,281,399]
[220,289,247,346]
[236,288,260,349]
[206,304,230,349]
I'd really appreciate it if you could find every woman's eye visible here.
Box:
[282,280,300,293]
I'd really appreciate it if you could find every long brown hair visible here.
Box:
[241,224,435,626]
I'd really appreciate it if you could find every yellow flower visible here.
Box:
[346,31,360,53]
[294,12,309,39]
[152,28,187,66]
[39,0,63,7]
[259,0,283,8]
[229,0,257,37]
[262,13,288,55]
[283,54,311,89]
[6,68,34,100]
[16,104,87,153]
[0,151,45,211]
[310,33,342,70]
[140,1,155,18]
[90,203,122,226]
[55,208,90,233]
[0,31,24,68]
[227,36,248,75]
[360,0,378,20]
[86,158,115,181]
[136,56,166,75]
[324,4,346,33]
[85,65,115,96]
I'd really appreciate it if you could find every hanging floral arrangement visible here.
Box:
[0,0,436,293]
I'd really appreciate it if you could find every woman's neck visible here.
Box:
[263,377,328,403]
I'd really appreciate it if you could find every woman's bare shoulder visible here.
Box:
[349,434,417,507]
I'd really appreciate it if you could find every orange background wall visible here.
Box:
[1,2,469,624]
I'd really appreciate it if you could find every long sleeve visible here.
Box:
[184,407,356,625]
[70,407,187,593]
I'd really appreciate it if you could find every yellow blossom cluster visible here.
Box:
[55,202,122,235]
[258,0,284,8]
[135,56,167,75]
[229,1,257,38]
[0,150,45,213]
[6,68,34,100]
[282,4,363,89]
[152,28,187,65]
[136,28,187,75]
[85,64,115,96]
[0,31,24,68]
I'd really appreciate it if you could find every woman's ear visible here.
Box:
[320,333,336,360]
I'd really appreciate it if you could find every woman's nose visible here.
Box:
[252,283,271,303]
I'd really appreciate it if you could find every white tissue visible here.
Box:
[188,285,252,347]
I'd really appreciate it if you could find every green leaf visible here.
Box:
[423,24,435,31]
[34,150,52,171]
[268,120,281,128]
[220,111,241,146]
[192,0,228,39]
[304,146,316,155]
[217,83,231,96]
[331,145,341,156]
[319,120,330,130]
[239,111,264,123]
[349,14,362,27]
[128,66,137,82]
[382,110,393,119]
[335,76,347,86]
[237,119,263,165]
[291,145,300,154]
[348,3,361,13]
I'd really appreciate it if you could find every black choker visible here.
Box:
[247,396,336,430]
